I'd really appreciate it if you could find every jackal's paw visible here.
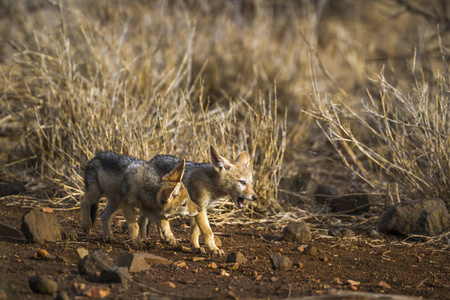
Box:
[211,248,225,257]
[81,227,92,235]
[164,237,178,247]
[104,235,116,243]
[130,240,146,250]
[191,246,206,255]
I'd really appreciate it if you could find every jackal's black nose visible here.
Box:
[251,195,258,201]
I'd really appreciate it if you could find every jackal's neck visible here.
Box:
[186,163,228,203]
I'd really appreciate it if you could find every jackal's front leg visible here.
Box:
[149,214,177,247]
[191,208,224,256]
[158,217,177,247]
[121,203,144,249]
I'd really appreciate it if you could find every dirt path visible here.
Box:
[0,202,449,299]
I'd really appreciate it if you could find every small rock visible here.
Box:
[172,261,187,268]
[314,184,338,204]
[55,291,70,300]
[219,269,230,276]
[270,277,279,282]
[282,221,312,243]
[330,190,369,214]
[192,257,205,262]
[207,262,218,269]
[347,279,360,286]
[178,245,191,253]
[296,261,304,268]
[304,245,318,256]
[28,276,58,295]
[319,255,328,262]
[253,274,262,281]
[78,250,115,276]
[77,247,89,259]
[161,281,176,288]
[226,251,248,265]
[214,235,222,247]
[378,199,450,236]
[117,253,151,272]
[0,221,24,238]
[270,253,293,271]
[21,210,62,243]
[349,285,358,291]
[60,248,89,264]
[100,266,131,284]
[141,253,173,265]
[24,248,56,260]
[378,281,391,289]
[80,285,110,298]
[334,277,342,284]
[218,263,240,270]
[0,181,25,197]
[297,245,307,253]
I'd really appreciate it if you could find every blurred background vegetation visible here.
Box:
[0,0,448,218]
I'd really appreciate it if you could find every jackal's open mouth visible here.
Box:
[236,197,245,209]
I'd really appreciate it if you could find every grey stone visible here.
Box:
[226,251,248,265]
[117,253,151,272]
[21,210,62,243]
[378,199,450,236]
[314,184,338,204]
[270,253,293,271]
[330,190,369,214]
[140,253,173,265]
[282,221,311,243]
[100,266,131,284]
[78,250,115,276]
[28,276,58,295]
[305,245,318,256]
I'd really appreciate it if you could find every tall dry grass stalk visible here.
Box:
[0,0,290,215]
[309,66,450,208]
[1,0,448,221]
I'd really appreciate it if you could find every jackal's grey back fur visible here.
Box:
[122,159,162,211]
[149,155,220,208]
[84,152,138,225]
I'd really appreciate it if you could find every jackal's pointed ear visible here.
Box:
[234,151,250,167]
[163,160,185,182]
[210,145,232,170]
[160,182,181,204]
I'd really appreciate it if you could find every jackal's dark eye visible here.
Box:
[182,201,187,207]
[239,180,246,185]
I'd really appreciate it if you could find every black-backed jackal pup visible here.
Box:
[81,152,200,247]
[141,146,258,256]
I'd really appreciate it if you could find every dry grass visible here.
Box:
[0,0,449,225]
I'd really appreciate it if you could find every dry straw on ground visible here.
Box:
[0,0,449,226]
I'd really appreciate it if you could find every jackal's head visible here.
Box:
[210,145,258,209]
[157,159,201,217]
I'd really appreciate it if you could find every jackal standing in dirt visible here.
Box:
[81,152,200,246]
[143,146,258,256]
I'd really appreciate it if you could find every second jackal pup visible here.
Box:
[81,152,200,246]
[141,146,258,256]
